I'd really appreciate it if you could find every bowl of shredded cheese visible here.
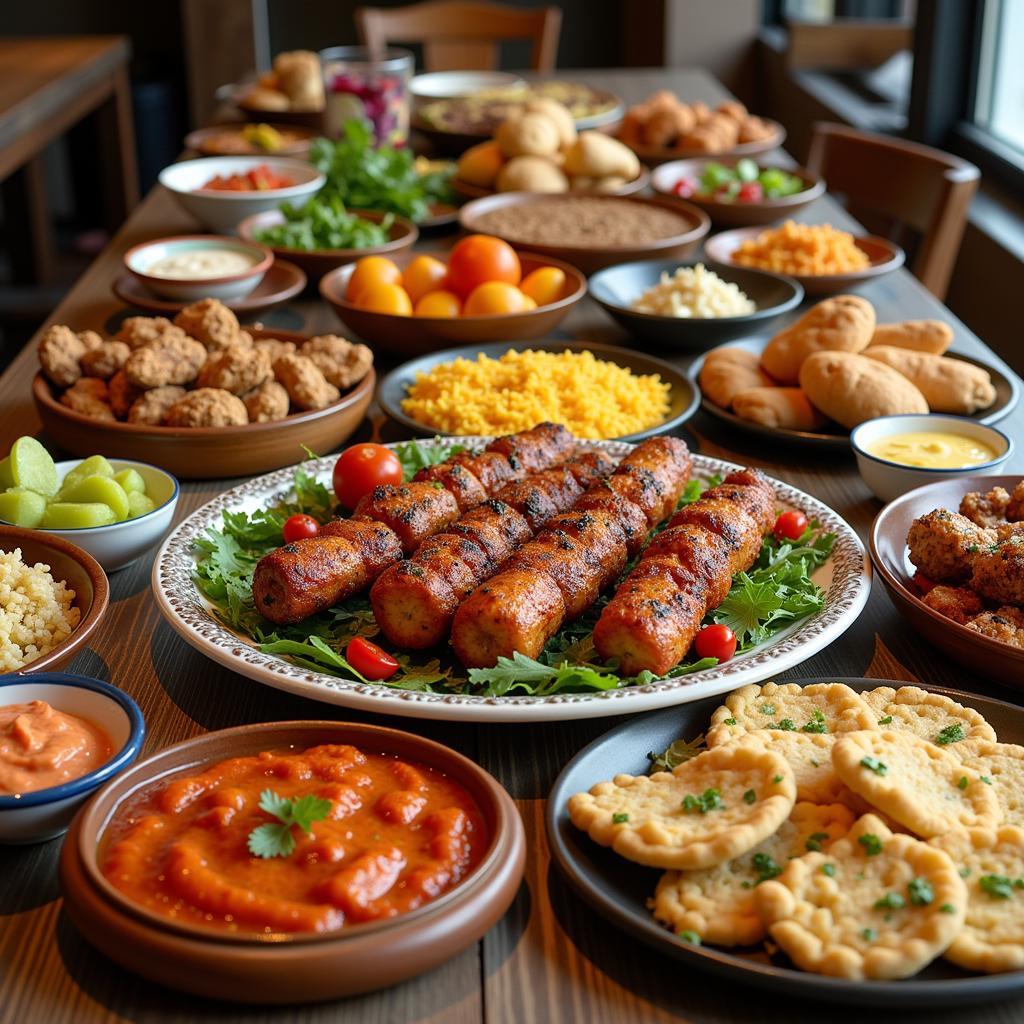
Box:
[379,341,699,441]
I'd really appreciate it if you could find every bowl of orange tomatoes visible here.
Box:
[318,234,587,356]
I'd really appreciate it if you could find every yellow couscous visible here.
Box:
[0,548,80,672]
[731,220,870,276]
[401,348,671,439]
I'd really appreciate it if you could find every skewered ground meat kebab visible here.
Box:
[371,449,619,649]
[450,437,692,668]
[252,423,574,625]
[593,468,775,677]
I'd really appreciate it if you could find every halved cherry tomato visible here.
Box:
[694,623,737,663]
[346,636,399,681]
[282,513,319,543]
[773,509,809,541]
[333,443,403,509]
[444,234,521,298]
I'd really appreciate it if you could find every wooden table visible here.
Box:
[1,67,1022,1024]
[0,37,138,285]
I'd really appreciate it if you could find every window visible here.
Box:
[973,0,1024,157]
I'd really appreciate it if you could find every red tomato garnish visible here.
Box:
[738,181,764,203]
[694,624,737,663]
[333,443,403,510]
[673,177,696,198]
[282,513,319,543]
[346,636,399,680]
[773,510,809,541]
[198,164,293,191]
[914,572,937,595]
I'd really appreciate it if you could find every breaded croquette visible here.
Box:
[197,343,272,395]
[273,353,339,410]
[38,324,102,388]
[80,340,131,380]
[128,385,187,425]
[173,298,245,351]
[907,508,996,583]
[966,606,1024,648]
[116,315,187,350]
[299,335,373,389]
[922,584,984,624]
[59,377,115,421]
[124,333,207,388]
[243,380,290,422]
[163,388,249,427]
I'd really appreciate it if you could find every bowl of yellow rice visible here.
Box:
[378,341,698,441]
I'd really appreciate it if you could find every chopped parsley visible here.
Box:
[724,717,738,726]
[805,832,830,852]
[743,789,757,804]
[861,928,876,942]
[878,715,893,725]
[958,776,969,790]
[612,812,630,824]
[858,834,883,856]
[677,930,702,945]
[821,863,837,877]
[752,852,783,884]
[979,874,1018,900]
[772,774,784,784]
[874,892,906,911]
[940,903,957,914]
[810,757,820,767]
[936,723,966,745]
[981,776,993,785]
[960,867,972,878]
[773,718,797,731]
[802,709,828,734]
[682,788,725,814]
[247,789,332,859]
[908,877,934,906]
[860,756,888,776]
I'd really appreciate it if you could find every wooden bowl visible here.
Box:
[0,527,109,674]
[870,475,1024,690]
[704,226,905,296]
[237,209,419,282]
[320,252,587,357]
[60,720,525,1003]
[650,158,825,227]
[33,328,375,480]
[458,193,710,275]
[450,165,650,201]
[618,120,787,167]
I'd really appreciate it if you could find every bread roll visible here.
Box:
[867,320,953,355]
[524,98,577,148]
[761,295,876,385]
[732,387,830,431]
[799,351,928,429]
[563,131,640,180]
[864,346,997,414]
[496,113,560,158]
[240,85,290,111]
[699,348,773,409]
[273,51,324,110]
[495,156,568,194]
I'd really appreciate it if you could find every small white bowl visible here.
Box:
[124,235,273,301]
[158,156,325,233]
[411,71,524,101]
[851,414,1013,502]
[0,673,144,844]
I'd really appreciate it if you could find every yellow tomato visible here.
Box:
[356,281,413,316]
[520,293,537,310]
[346,256,401,302]
[463,281,530,316]
[415,290,463,317]
[519,266,567,307]
[402,255,448,304]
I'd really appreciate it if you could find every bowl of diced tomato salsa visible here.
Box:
[159,156,325,233]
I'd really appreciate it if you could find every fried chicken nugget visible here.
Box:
[116,316,187,350]
[197,343,272,395]
[108,371,143,419]
[60,377,115,421]
[960,486,1011,528]
[1006,482,1024,522]
[253,337,296,364]
[124,333,207,388]
[966,606,1024,648]
[922,584,984,624]
[173,298,245,352]
[243,380,290,423]
[80,340,131,380]
[128,385,187,425]
[37,324,101,388]
[163,388,248,427]
[970,533,1024,606]
[907,509,996,583]
[272,353,339,411]
[299,335,373,389]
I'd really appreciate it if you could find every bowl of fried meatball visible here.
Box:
[32,299,376,479]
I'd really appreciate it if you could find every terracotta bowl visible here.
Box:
[320,252,587,356]
[458,193,710,275]
[650,158,825,227]
[32,328,375,480]
[870,474,1024,689]
[450,165,650,200]
[704,225,905,296]
[618,120,787,167]
[0,526,108,673]
[237,209,419,282]
[60,721,526,1003]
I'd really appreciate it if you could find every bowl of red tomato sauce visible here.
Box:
[60,720,525,1002]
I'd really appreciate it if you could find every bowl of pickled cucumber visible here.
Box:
[0,438,179,571]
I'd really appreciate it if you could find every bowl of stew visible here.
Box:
[60,720,525,1002]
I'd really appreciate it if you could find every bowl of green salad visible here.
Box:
[651,157,824,227]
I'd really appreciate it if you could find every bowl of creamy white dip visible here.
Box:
[124,235,274,301]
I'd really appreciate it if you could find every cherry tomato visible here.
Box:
[773,509,809,541]
[346,256,401,302]
[463,280,529,316]
[402,255,448,304]
[694,624,737,663]
[738,181,764,203]
[282,514,319,543]
[346,636,399,681]
[355,281,413,316]
[445,234,521,298]
[673,177,696,198]
[333,443,403,509]
[519,266,566,307]
[415,289,463,317]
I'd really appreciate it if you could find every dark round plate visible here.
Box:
[689,335,1020,450]
[378,340,699,442]
[547,676,1024,1007]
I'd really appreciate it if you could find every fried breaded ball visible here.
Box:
[299,335,373,389]
[970,533,1024,605]
[272,353,340,411]
[116,316,187,350]
[960,486,1011,528]
[37,324,101,387]
[907,508,996,583]
[124,333,207,388]
[197,343,272,395]
[80,340,131,380]
[922,584,984,624]
[966,606,1024,648]
[173,298,243,351]
[59,377,115,421]
[128,385,187,425]
[108,370,143,419]
[163,388,248,427]
[1005,481,1024,522]
[253,337,296,364]
[243,380,290,423]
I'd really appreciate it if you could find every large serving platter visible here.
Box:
[152,439,870,723]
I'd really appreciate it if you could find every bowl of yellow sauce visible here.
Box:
[851,414,1013,502]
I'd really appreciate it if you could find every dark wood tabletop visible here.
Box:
[1,66,1022,1024]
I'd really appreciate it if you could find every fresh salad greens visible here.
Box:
[193,445,835,698]
[673,158,805,203]
[253,193,394,251]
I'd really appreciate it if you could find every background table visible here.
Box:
[1,67,1022,1024]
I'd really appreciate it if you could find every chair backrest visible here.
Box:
[806,122,979,300]
[355,1,561,72]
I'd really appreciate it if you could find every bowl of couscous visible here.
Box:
[0,527,109,675]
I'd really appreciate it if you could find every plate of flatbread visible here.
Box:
[547,677,1024,1005]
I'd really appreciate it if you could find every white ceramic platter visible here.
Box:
[152,438,871,722]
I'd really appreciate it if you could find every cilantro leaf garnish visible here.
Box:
[935,723,966,745]
[805,831,829,852]
[878,715,893,725]
[681,788,725,814]
[393,437,467,481]
[874,892,906,911]
[821,863,836,877]
[862,928,876,942]
[858,834,883,856]
[801,709,828,734]
[958,776,969,790]
[773,718,797,731]
[612,812,630,824]
[743,789,757,804]
[979,874,1018,900]
[752,852,782,884]
[860,756,888,776]
[247,789,332,859]
[908,877,934,906]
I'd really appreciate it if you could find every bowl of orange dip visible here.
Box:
[0,673,145,844]
[59,720,525,1002]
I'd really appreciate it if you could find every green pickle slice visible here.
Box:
[42,502,117,529]
[58,475,130,521]
[114,468,147,495]
[0,489,47,528]
[59,455,115,496]
[9,436,58,496]
[127,492,156,519]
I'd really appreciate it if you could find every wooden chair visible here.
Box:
[355,1,562,72]
[806,122,979,300]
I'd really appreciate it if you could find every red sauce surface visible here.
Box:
[99,744,487,935]
[197,165,294,191]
